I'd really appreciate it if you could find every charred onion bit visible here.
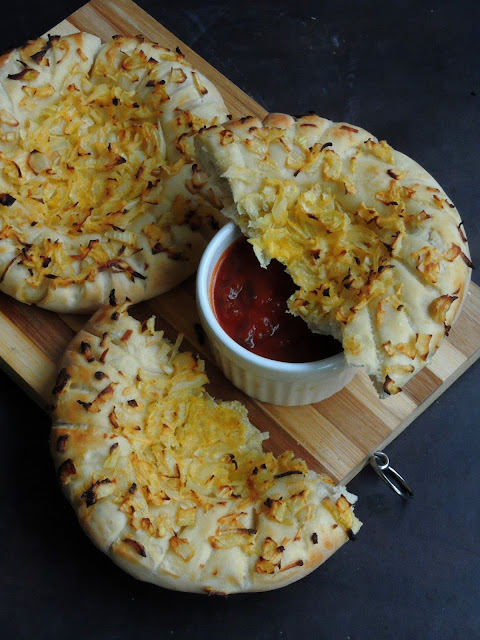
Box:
[81,478,112,507]
[0,194,15,206]
[7,67,39,81]
[80,341,95,362]
[57,458,77,484]
[123,538,147,557]
[52,367,71,395]
[274,470,304,479]
[56,434,69,452]
[77,400,93,411]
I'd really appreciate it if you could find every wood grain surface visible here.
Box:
[1,0,479,484]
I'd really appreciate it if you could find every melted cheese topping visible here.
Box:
[197,115,472,394]
[88,319,350,551]
[240,175,398,327]
[2,78,171,286]
[52,305,360,590]
[0,35,226,303]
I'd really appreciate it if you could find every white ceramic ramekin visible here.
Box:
[196,222,356,405]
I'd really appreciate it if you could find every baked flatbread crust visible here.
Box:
[50,297,361,594]
[195,113,473,396]
[0,33,228,312]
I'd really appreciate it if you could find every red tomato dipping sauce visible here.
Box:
[211,236,342,363]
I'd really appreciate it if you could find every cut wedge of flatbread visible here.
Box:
[0,33,228,312]
[195,113,473,396]
[50,297,361,594]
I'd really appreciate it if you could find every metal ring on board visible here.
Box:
[368,451,414,500]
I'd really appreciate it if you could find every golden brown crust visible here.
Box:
[0,33,228,313]
[195,112,472,397]
[226,115,263,134]
[262,112,295,129]
[51,300,361,593]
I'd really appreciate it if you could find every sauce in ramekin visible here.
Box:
[211,236,342,363]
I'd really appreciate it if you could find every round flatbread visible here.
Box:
[0,33,228,312]
[50,297,361,594]
[195,113,473,396]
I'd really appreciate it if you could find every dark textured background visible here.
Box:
[2,1,479,638]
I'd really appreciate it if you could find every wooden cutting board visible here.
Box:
[1,0,479,484]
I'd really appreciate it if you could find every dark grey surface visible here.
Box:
[2,1,479,638]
